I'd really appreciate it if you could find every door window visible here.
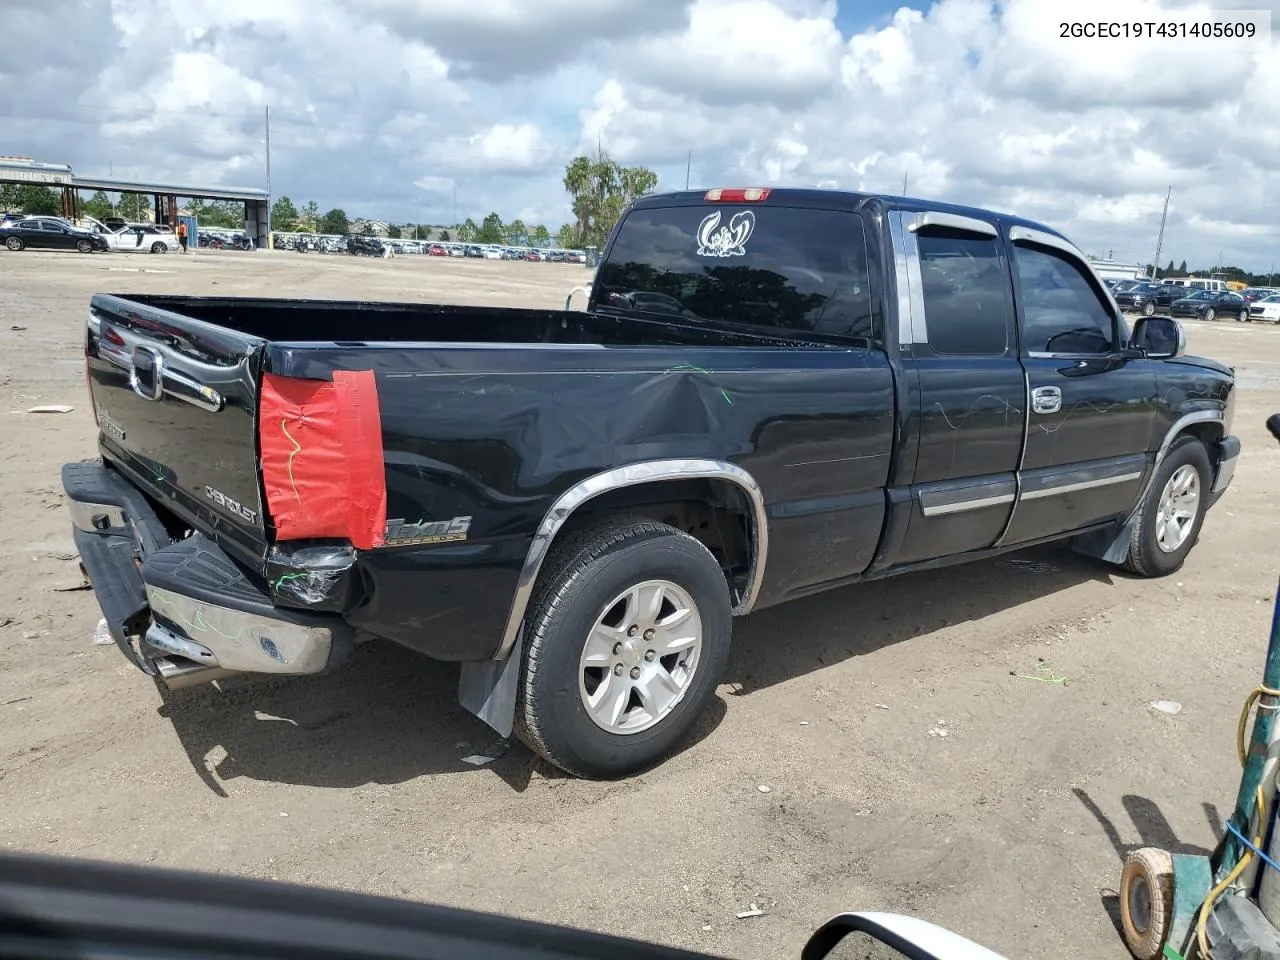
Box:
[1014,244,1117,355]
[915,230,1011,356]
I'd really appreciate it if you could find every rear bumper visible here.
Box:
[63,460,353,686]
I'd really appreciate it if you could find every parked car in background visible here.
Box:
[1169,289,1250,322]
[1242,287,1280,303]
[1113,282,1186,316]
[1248,294,1280,323]
[428,244,446,256]
[1,216,108,253]
[345,235,385,257]
[97,223,178,254]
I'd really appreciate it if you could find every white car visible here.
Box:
[98,223,178,254]
[1249,294,1280,323]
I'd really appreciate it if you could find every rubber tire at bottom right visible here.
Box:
[1123,435,1212,577]
[1119,847,1174,960]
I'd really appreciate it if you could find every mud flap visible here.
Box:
[1070,521,1134,566]
[457,627,523,738]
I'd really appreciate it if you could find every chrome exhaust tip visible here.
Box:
[154,656,239,691]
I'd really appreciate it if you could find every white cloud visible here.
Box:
[0,0,1276,267]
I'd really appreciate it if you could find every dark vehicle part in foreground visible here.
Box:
[65,187,1239,778]
[0,849,1013,960]
[1118,414,1280,960]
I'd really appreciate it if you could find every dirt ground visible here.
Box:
[2,247,1280,960]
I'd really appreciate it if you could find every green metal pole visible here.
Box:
[1216,577,1280,880]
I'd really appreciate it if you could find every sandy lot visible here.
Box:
[2,247,1279,960]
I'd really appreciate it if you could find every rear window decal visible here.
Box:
[696,209,755,258]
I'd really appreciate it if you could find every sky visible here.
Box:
[1,0,1277,270]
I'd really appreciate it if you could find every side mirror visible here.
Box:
[1130,316,1185,359]
[802,912,1011,960]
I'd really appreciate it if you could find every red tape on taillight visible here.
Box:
[258,370,387,550]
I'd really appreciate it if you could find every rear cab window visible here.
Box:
[597,203,874,344]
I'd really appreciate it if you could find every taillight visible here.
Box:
[704,188,771,202]
[258,370,387,550]
[104,326,125,347]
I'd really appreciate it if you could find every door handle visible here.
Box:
[1030,385,1062,415]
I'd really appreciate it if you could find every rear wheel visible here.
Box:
[76,239,92,253]
[515,515,732,779]
[1123,436,1211,577]
[1204,308,1216,321]
[151,241,166,254]
[4,236,22,252]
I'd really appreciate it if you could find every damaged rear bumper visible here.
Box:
[63,460,354,689]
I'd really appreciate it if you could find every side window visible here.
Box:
[915,230,1010,356]
[1014,244,1116,355]
[39,221,64,232]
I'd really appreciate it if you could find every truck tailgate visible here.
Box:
[86,294,269,566]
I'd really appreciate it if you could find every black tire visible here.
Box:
[1123,436,1211,577]
[4,236,22,252]
[1238,309,1248,323]
[1204,308,1216,322]
[151,241,166,254]
[515,515,733,779]
[76,239,92,254]
[1142,301,1155,316]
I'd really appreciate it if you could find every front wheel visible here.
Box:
[76,239,92,253]
[1142,301,1155,317]
[1204,308,1216,322]
[1123,436,1211,577]
[1239,309,1249,322]
[5,236,23,251]
[516,516,733,778]
[151,241,166,254]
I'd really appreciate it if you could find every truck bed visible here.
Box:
[84,292,896,661]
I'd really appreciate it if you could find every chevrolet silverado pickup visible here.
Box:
[64,187,1240,778]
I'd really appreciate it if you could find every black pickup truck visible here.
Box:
[64,187,1239,778]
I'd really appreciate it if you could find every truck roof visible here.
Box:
[632,188,1069,244]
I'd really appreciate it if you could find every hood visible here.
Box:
[1165,355,1233,378]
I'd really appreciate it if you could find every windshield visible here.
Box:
[598,204,874,342]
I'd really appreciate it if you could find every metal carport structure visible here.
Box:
[0,158,270,248]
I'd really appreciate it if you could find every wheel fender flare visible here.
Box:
[1071,410,1224,564]
[458,459,769,738]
